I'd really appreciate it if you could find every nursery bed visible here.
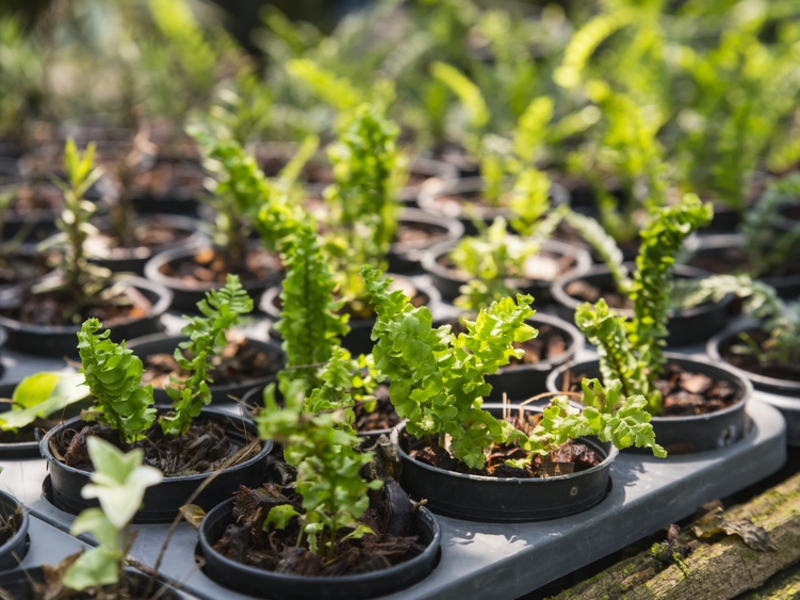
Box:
[0,396,784,600]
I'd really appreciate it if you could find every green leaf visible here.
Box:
[63,547,120,592]
[263,505,301,531]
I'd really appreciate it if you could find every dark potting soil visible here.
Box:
[564,279,633,309]
[54,417,261,477]
[392,222,448,249]
[562,362,738,416]
[687,245,800,279]
[5,182,63,216]
[354,386,401,433]
[131,160,205,198]
[213,481,427,576]
[404,411,601,479]
[438,251,576,284]
[0,254,51,286]
[158,247,283,287]
[445,319,567,366]
[720,328,800,382]
[142,333,284,388]
[97,221,192,252]
[778,202,800,222]
[0,283,152,327]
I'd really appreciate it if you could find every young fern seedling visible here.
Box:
[64,437,163,594]
[257,379,381,561]
[161,275,253,435]
[574,195,714,413]
[78,319,156,444]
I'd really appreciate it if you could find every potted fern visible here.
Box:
[546,200,754,453]
[41,276,274,522]
[362,265,664,521]
[551,196,732,347]
[0,140,172,356]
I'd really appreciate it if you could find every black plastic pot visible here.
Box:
[0,567,183,599]
[199,496,441,600]
[686,233,800,299]
[128,333,286,404]
[422,239,592,304]
[40,406,274,523]
[0,490,30,571]
[417,177,570,235]
[392,403,616,522]
[144,242,284,312]
[259,275,441,357]
[388,208,464,273]
[398,157,459,206]
[130,158,205,216]
[550,263,732,347]
[707,322,800,445]
[0,275,171,356]
[547,354,752,453]
[88,215,207,275]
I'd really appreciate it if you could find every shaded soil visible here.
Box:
[564,279,633,309]
[402,410,601,478]
[438,250,577,284]
[97,222,192,252]
[131,160,205,199]
[392,221,449,250]
[54,416,260,477]
[0,254,51,287]
[778,202,800,223]
[720,328,800,383]
[213,480,428,576]
[5,182,63,216]
[563,362,739,416]
[687,245,800,279]
[256,148,332,183]
[354,385,401,433]
[142,334,284,388]
[0,282,151,327]
[158,247,283,287]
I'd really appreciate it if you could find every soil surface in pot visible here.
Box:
[92,221,192,254]
[54,416,261,477]
[400,410,601,478]
[142,333,283,388]
[159,247,282,287]
[212,479,427,576]
[131,160,205,198]
[719,328,800,382]
[445,319,567,367]
[564,279,704,311]
[0,254,51,287]
[439,251,576,284]
[561,362,738,416]
[0,281,152,326]
[393,222,449,249]
[687,245,800,279]
[5,182,63,216]
[778,202,800,222]
[354,385,401,433]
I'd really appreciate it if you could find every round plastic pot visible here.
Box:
[547,354,752,453]
[0,490,30,571]
[387,208,464,274]
[89,215,207,275]
[392,403,617,522]
[144,243,283,312]
[130,159,204,216]
[397,157,459,206]
[199,496,441,600]
[0,276,171,357]
[0,567,182,599]
[707,322,800,445]
[417,176,569,236]
[550,263,732,347]
[686,233,800,299]
[422,239,592,304]
[259,275,441,357]
[129,333,286,404]
[40,406,273,523]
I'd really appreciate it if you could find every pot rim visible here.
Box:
[40,406,272,484]
[390,403,618,483]
[707,320,800,394]
[0,275,172,335]
[546,352,753,423]
[0,489,29,559]
[87,214,208,259]
[199,496,441,585]
[391,207,464,254]
[550,262,733,319]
